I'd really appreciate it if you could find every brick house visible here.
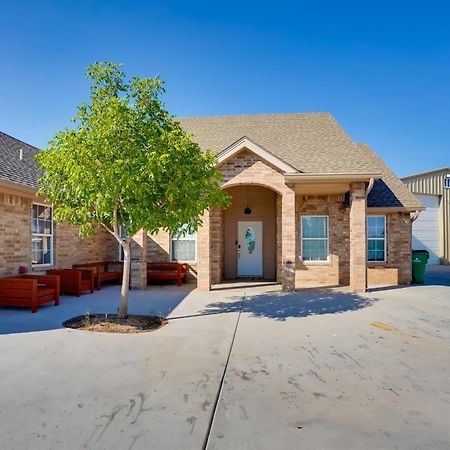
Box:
[0,131,117,276]
[0,113,424,292]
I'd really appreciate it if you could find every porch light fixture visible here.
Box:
[244,187,252,215]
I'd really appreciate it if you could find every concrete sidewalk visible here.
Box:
[0,282,449,449]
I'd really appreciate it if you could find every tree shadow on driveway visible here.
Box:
[200,290,377,321]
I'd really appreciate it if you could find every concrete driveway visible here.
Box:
[0,274,449,450]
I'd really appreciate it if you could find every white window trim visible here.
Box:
[300,215,330,263]
[367,215,387,263]
[32,202,54,267]
[170,231,197,263]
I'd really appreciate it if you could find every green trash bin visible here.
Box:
[412,250,429,283]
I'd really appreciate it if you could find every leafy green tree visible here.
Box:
[37,62,229,317]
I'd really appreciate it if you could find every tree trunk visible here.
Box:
[118,241,131,318]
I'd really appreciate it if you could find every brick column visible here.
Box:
[197,211,211,291]
[349,182,367,292]
[281,188,296,291]
[210,208,223,285]
[130,229,148,289]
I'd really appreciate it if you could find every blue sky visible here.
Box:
[1,0,449,176]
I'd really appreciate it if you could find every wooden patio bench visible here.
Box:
[72,261,123,290]
[0,274,60,313]
[147,262,188,286]
[47,269,95,297]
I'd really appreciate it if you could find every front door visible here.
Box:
[237,221,263,277]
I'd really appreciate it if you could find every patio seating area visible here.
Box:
[0,261,190,314]
[0,283,195,334]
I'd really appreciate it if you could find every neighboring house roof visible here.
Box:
[402,167,450,180]
[356,143,423,209]
[178,113,423,210]
[0,131,41,189]
[401,167,450,197]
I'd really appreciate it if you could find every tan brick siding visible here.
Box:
[296,195,350,288]
[210,208,224,284]
[0,191,118,276]
[147,230,170,262]
[368,212,412,285]
[0,193,32,275]
[55,223,116,268]
[219,148,283,183]
[349,182,367,292]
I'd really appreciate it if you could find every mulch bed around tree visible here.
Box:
[63,314,168,333]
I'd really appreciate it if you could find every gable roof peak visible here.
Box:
[217,136,300,174]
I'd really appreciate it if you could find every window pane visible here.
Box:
[302,239,327,261]
[43,220,52,234]
[32,238,43,264]
[37,205,45,219]
[37,220,45,234]
[172,240,195,261]
[302,216,327,239]
[173,225,195,240]
[368,241,385,262]
[368,216,385,238]
[43,237,52,264]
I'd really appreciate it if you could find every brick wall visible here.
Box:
[296,195,350,288]
[0,190,118,276]
[349,182,367,292]
[147,230,170,262]
[219,149,283,183]
[0,193,32,276]
[217,151,296,291]
[368,212,412,286]
[55,223,117,268]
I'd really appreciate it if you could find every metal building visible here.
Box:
[402,168,450,264]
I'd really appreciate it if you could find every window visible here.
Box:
[444,176,450,189]
[367,216,386,262]
[301,216,329,261]
[32,204,53,265]
[171,226,196,261]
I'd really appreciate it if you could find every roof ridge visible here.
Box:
[401,167,450,179]
[177,112,332,120]
[0,130,39,151]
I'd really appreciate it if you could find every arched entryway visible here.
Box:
[212,184,280,282]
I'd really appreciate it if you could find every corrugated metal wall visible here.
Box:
[402,170,446,196]
[402,169,450,263]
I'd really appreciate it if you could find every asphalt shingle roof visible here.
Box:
[0,114,423,210]
[0,131,41,189]
[178,113,423,210]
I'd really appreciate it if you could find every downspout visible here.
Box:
[411,210,421,223]
[365,178,375,291]
[366,177,375,196]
